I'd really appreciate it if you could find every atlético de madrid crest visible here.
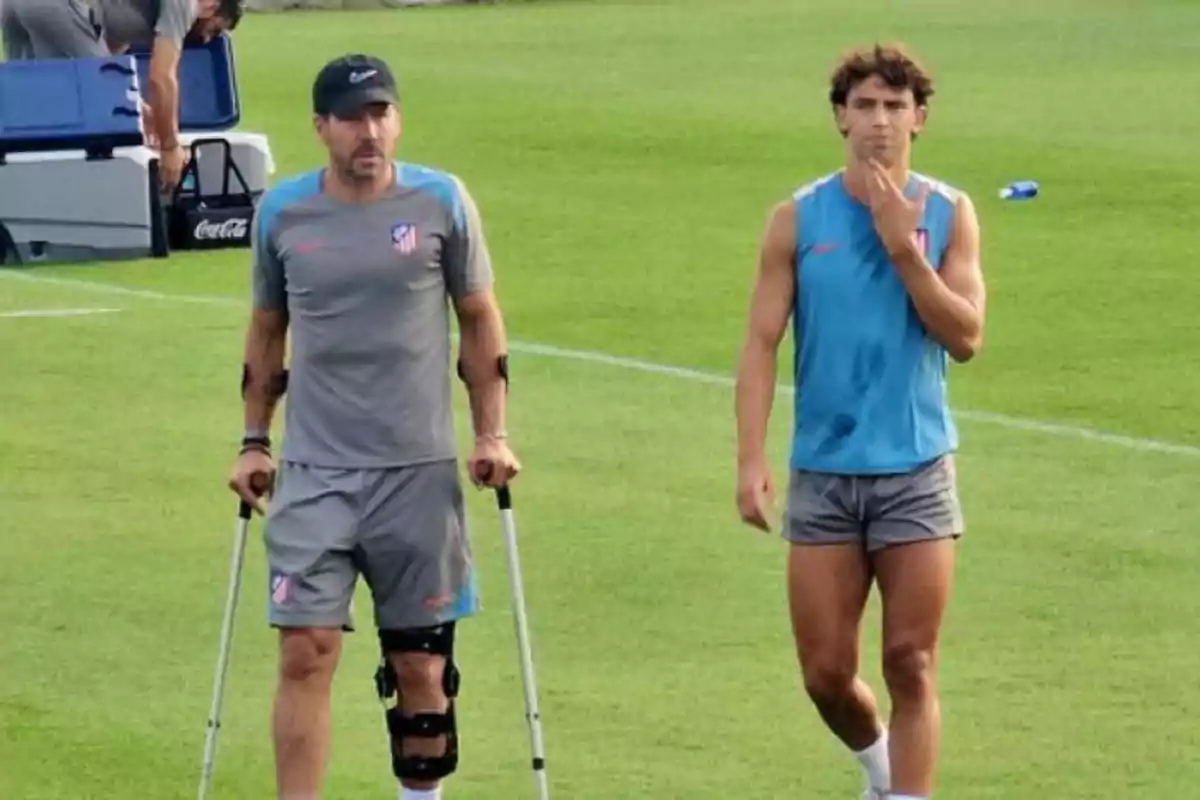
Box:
[391,221,418,255]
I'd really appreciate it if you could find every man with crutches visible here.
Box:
[222,53,522,800]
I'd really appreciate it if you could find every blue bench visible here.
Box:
[0,56,144,160]
[0,33,241,161]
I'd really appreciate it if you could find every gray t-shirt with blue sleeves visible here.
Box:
[251,162,495,469]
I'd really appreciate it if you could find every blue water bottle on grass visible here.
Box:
[1000,180,1039,200]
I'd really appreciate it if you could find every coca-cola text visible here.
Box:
[194,218,249,241]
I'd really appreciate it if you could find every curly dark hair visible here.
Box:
[218,0,244,29]
[828,42,935,108]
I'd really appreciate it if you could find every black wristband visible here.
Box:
[240,435,271,455]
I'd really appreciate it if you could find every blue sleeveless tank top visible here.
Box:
[789,169,960,475]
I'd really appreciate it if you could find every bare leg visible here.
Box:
[873,539,957,796]
[391,651,452,794]
[273,627,342,800]
[787,543,885,751]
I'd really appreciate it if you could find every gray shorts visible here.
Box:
[263,459,479,632]
[1,0,108,61]
[784,455,964,552]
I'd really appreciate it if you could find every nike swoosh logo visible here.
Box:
[349,70,377,84]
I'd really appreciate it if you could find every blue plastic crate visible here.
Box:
[0,56,144,156]
[131,33,241,132]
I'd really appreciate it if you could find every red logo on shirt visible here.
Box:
[293,238,326,254]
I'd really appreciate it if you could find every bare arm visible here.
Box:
[242,310,289,436]
[147,37,182,152]
[736,199,797,468]
[442,175,509,442]
[243,196,290,437]
[454,290,508,441]
[890,194,986,362]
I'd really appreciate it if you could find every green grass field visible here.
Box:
[3,0,1200,797]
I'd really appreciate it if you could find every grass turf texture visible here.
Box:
[2,0,1199,797]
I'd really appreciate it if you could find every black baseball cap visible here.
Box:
[312,54,399,117]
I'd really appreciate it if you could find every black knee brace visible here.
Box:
[375,623,461,782]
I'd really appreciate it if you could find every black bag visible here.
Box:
[0,220,19,266]
[166,138,258,251]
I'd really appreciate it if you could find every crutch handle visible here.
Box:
[238,500,253,520]
[495,485,513,510]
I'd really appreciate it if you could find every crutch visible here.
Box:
[495,485,550,799]
[197,500,254,800]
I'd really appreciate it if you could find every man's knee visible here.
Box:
[801,650,858,705]
[278,627,341,684]
[393,651,448,696]
[882,640,936,699]
[376,623,461,783]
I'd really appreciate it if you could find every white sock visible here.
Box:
[399,787,441,800]
[852,728,891,790]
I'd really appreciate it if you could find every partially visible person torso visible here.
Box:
[97,0,195,49]
[256,162,492,470]
[789,168,961,476]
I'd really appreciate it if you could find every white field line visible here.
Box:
[2,269,1198,459]
[0,307,122,318]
